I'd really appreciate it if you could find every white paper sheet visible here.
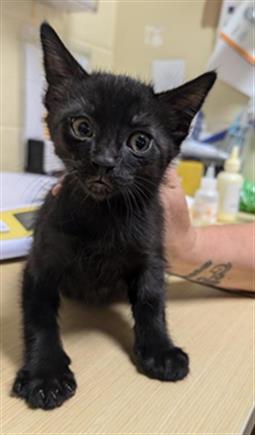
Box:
[208,38,253,97]
[207,0,254,97]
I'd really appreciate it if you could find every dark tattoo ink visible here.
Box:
[185,262,233,287]
[185,261,212,279]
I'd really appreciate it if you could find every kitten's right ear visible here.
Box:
[40,22,89,85]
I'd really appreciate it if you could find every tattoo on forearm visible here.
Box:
[184,262,233,286]
[185,261,212,279]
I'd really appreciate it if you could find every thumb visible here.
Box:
[160,165,191,233]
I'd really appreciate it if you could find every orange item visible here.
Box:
[220,31,255,65]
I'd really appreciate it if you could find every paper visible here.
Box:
[1,172,56,209]
[144,26,164,47]
[207,0,254,97]
[208,38,253,97]
[220,0,254,64]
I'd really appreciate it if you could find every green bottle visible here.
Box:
[240,98,255,214]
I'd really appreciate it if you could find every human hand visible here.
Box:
[51,168,197,265]
[51,175,65,197]
[160,166,198,265]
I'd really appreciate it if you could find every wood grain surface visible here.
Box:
[1,262,254,434]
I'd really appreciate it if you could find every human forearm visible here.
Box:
[166,224,255,292]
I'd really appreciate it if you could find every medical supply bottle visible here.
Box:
[192,165,218,225]
[240,97,255,214]
[217,146,243,222]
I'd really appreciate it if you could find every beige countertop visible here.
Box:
[1,261,254,435]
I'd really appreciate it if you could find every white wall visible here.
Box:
[112,0,248,131]
[1,0,248,172]
[1,0,117,172]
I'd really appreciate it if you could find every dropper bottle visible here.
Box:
[192,165,219,225]
[217,146,243,222]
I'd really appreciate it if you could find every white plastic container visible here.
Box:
[192,165,219,225]
[217,146,243,222]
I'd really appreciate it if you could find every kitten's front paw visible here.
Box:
[136,346,189,382]
[12,367,77,410]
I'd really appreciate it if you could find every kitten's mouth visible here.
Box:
[86,176,113,199]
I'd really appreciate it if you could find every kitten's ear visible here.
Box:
[40,22,88,85]
[156,72,216,145]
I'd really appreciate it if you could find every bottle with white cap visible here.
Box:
[217,146,243,222]
[192,165,219,225]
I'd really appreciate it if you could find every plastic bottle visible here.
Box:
[192,165,219,225]
[239,97,255,214]
[217,146,243,222]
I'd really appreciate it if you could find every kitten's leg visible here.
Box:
[12,265,76,410]
[128,260,189,381]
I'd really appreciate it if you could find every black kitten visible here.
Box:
[12,23,216,410]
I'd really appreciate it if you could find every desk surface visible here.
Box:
[1,261,254,435]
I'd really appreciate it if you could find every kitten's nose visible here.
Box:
[91,154,115,170]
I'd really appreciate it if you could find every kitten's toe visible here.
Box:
[136,346,189,382]
[12,367,77,410]
[12,368,30,398]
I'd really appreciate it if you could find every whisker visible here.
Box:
[133,180,152,203]
[135,175,158,187]
[127,186,141,213]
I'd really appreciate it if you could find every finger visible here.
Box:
[52,175,65,197]
[52,183,62,197]
[164,166,182,189]
[160,166,188,217]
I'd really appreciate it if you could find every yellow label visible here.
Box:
[0,206,39,241]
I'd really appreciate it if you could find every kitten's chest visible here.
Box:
[72,231,143,276]
[61,227,145,301]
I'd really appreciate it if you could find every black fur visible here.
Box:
[12,23,216,410]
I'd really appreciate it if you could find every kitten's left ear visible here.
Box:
[156,72,216,145]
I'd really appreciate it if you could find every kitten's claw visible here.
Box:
[12,367,77,410]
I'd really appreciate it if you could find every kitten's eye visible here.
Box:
[128,132,152,154]
[71,117,94,140]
